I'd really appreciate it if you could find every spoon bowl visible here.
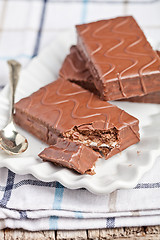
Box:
[0,60,28,155]
[0,122,28,155]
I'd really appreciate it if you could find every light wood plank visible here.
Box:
[57,230,87,240]
[88,229,100,239]
[124,227,145,237]
[145,226,160,235]
[4,229,55,240]
[100,228,126,239]
[43,231,56,240]
[119,236,160,240]
[0,230,4,240]
[2,226,160,240]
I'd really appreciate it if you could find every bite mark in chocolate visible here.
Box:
[64,125,118,156]
[14,78,140,163]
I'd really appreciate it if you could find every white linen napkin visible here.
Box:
[1,156,160,231]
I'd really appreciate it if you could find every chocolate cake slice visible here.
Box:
[76,16,160,101]
[14,78,140,161]
[60,46,160,104]
[39,138,100,175]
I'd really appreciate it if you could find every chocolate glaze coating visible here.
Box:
[14,78,139,160]
[60,46,160,104]
[120,50,160,103]
[76,16,160,101]
[119,90,160,104]
[39,138,100,175]
[60,45,99,96]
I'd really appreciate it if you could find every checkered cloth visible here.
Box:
[0,0,160,231]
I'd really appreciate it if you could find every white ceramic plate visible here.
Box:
[0,29,160,195]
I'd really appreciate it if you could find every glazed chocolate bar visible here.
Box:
[60,46,160,104]
[121,50,160,103]
[14,78,139,162]
[60,45,99,96]
[76,16,160,101]
[119,91,160,104]
[39,138,100,175]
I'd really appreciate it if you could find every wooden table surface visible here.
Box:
[1,226,160,239]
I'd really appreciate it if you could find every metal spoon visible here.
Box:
[0,60,28,154]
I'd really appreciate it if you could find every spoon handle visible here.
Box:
[7,60,21,122]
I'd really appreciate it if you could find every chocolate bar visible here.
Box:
[119,90,160,104]
[120,50,160,103]
[14,78,139,161]
[60,45,99,95]
[76,16,160,101]
[39,138,100,174]
[60,46,160,104]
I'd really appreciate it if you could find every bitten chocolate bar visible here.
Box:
[39,138,100,175]
[14,78,139,162]
[76,16,160,101]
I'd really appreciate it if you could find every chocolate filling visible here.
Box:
[15,109,120,158]
[64,125,118,156]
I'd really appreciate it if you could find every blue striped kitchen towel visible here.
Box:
[1,157,160,231]
[0,0,160,231]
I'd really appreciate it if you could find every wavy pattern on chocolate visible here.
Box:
[60,46,160,104]
[15,78,139,150]
[76,16,160,99]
